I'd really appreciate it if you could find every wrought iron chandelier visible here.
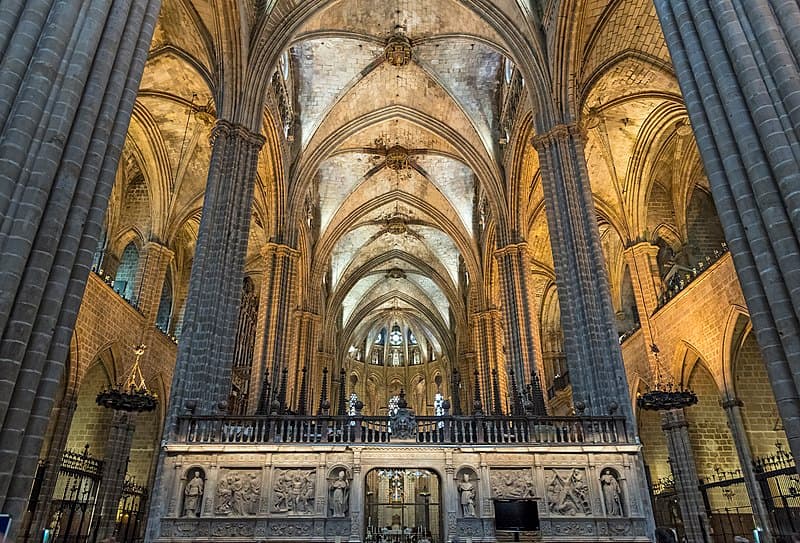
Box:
[636,344,698,411]
[96,344,158,412]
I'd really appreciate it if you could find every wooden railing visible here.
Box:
[176,414,632,446]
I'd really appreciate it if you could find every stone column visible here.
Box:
[652,0,800,467]
[661,409,711,542]
[248,243,300,411]
[165,120,265,421]
[532,124,632,421]
[93,411,137,541]
[471,310,505,414]
[291,310,320,412]
[494,242,548,415]
[0,0,161,531]
[722,397,774,540]
[623,242,663,369]
[349,455,363,543]
[132,241,174,324]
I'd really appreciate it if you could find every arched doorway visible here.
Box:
[365,468,441,542]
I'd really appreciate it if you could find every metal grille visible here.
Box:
[49,447,104,543]
[115,479,148,543]
[754,447,800,540]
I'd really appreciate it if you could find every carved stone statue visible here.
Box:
[183,471,204,517]
[601,469,623,516]
[273,469,315,514]
[458,473,477,517]
[329,470,350,517]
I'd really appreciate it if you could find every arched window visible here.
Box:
[115,242,140,301]
[155,271,173,332]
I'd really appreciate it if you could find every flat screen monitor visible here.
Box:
[493,500,540,532]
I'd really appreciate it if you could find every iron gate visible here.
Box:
[699,468,754,543]
[651,476,685,540]
[48,446,104,543]
[114,480,148,543]
[754,446,800,541]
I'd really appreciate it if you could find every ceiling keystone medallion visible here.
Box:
[385,30,412,67]
[386,145,410,171]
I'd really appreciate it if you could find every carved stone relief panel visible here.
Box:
[490,469,536,499]
[272,469,316,515]
[215,469,261,516]
[545,468,591,516]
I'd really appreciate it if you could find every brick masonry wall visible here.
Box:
[685,363,738,477]
[735,332,789,458]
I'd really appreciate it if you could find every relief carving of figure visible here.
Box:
[458,473,477,518]
[182,471,204,517]
[600,469,623,516]
[546,468,591,516]
[273,469,315,514]
[215,470,260,516]
[329,470,350,517]
[490,469,535,499]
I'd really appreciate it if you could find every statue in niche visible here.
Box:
[215,470,260,516]
[329,470,350,517]
[414,379,426,413]
[391,349,401,366]
[600,469,623,516]
[458,473,477,518]
[273,469,315,514]
[183,470,204,517]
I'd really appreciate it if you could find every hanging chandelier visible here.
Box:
[636,344,697,411]
[96,344,158,412]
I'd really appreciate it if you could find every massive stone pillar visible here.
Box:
[494,242,547,415]
[722,397,774,540]
[248,243,300,412]
[165,120,265,421]
[532,125,632,420]
[653,0,800,466]
[662,409,711,543]
[471,309,506,414]
[290,310,320,413]
[0,0,161,532]
[93,411,137,541]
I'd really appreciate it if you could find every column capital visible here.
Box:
[211,119,266,149]
[530,123,586,150]
[142,240,175,262]
[623,240,660,259]
[661,408,689,431]
[261,242,300,260]
[294,309,320,323]
[473,308,502,321]
[493,241,529,260]
[721,397,744,410]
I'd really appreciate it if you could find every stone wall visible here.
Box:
[152,444,653,542]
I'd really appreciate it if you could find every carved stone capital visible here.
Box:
[211,119,267,149]
[530,123,586,150]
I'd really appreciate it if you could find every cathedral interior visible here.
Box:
[2,1,800,542]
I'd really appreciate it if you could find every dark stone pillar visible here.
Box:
[0,0,161,533]
[164,120,265,422]
[662,409,711,543]
[93,411,137,541]
[532,125,632,421]
[147,120,264,541]
[494,242,547,415]
[653,0,800,468]
[248,243,300,412]
[722,397,774,540]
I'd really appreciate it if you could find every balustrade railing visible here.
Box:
[176,413,631,446]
